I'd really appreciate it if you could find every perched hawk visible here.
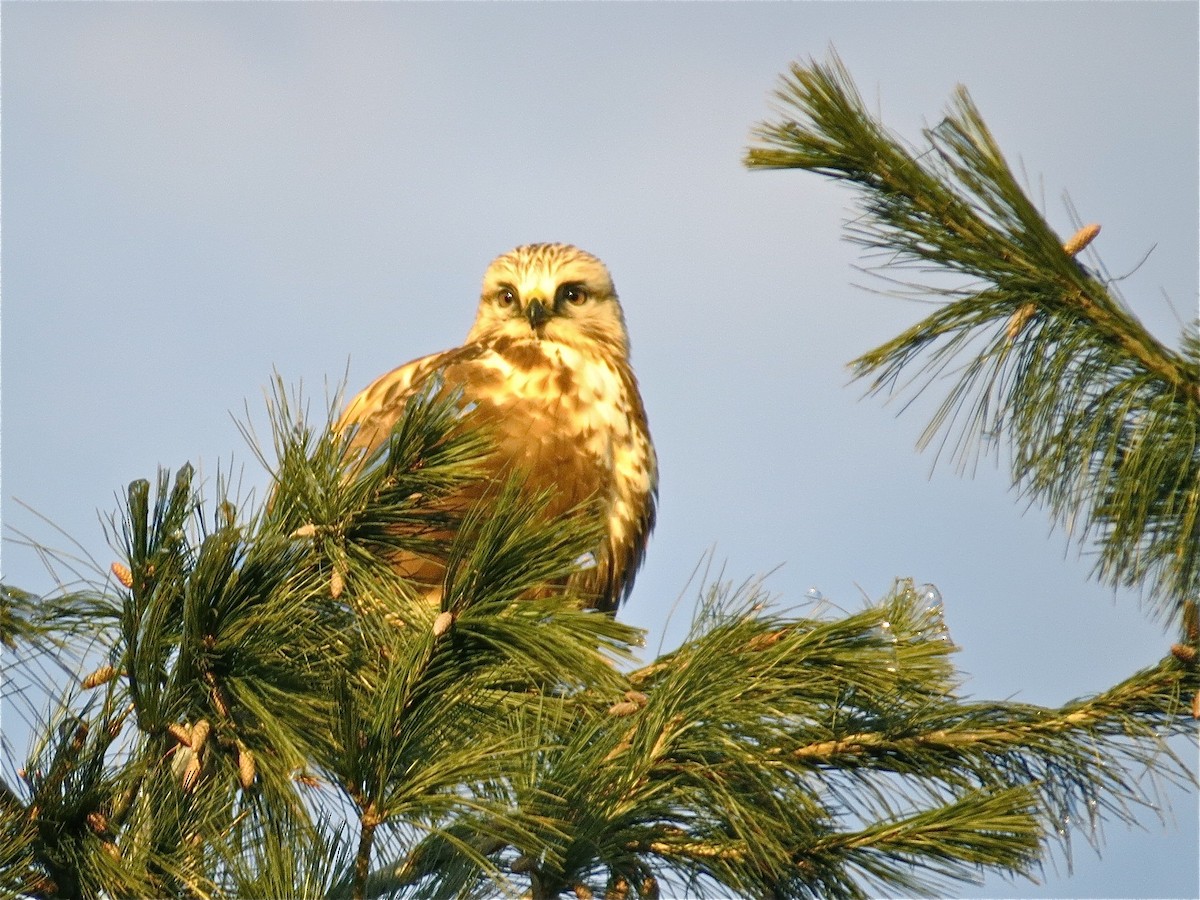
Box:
[337,243,657,613]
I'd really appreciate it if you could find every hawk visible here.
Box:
[336,243,657,613]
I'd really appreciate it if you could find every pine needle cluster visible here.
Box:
[746,52,1200,627]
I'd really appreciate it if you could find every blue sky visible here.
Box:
[3,3,1197,897]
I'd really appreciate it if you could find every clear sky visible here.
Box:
[3,3,1197,897]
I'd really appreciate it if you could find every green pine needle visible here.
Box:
[746,52,1200,625]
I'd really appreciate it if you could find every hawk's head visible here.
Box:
[467,243,629,355]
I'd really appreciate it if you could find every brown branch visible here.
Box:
[352,803,382,900]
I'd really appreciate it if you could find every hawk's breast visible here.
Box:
[338,330,657,611]
[458,336,654,547]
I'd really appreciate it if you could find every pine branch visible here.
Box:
[389,580,1196,899]
[803,786,1041,899]
[746,52,1200,624]
[5,374,1196,899]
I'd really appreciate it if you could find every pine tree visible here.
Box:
[3,54,1197,899]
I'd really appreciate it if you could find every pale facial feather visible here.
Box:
[465,243,630,355]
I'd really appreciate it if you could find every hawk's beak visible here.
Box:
[526,299,551,332]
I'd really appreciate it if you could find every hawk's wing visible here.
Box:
[333,345,497,601]
[336,345,486,457]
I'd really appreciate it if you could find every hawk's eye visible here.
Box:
[560,285,588,305]
[496,288,517,307]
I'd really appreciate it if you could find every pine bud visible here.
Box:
[181,755,202,793]
[1193,688,1200,720]
[623,690,649,708]
[1170,643,1197,665]
[607,700,639,717]
[432,611,454,638]
[168,723,193,747]
[291,523,317,539]
[190,719,211,755]
[110,562,134,588]
[1005,303,1037,343]
[107,706,132,739]
[82,665,118,690]
[331,567,345,599]
[237,745,256,790]
[86,810,109,836]
[1062,223,1100,256]
[572,884,593,899]
[607,876,630,900]
[211,685,230,718]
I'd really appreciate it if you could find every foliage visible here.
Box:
[746,52,1200,627]
[4,55,1199,900]
[2,377,1196,899]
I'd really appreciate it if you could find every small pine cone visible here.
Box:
[82,665,118,690]
[70,723,89,753]
[86,810,109,836]
[210,682,230,718]
[1192,688,1200,720]
[432,611,454,638]
[168,723,193,747]
[623,690,649,708]
[1170,643,1197,665]
[1062,223,1100,257]
[101,841,121,861]
[607,700,640,717]
[107,706,132,739]
[330,567,345,600]
[181,755,202,793]
[237,745,256,790]
[190,720,211,755]
[607,876,630,900]
[110,562,134,588]
[572,885,594,900]
[641,876,660,900]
